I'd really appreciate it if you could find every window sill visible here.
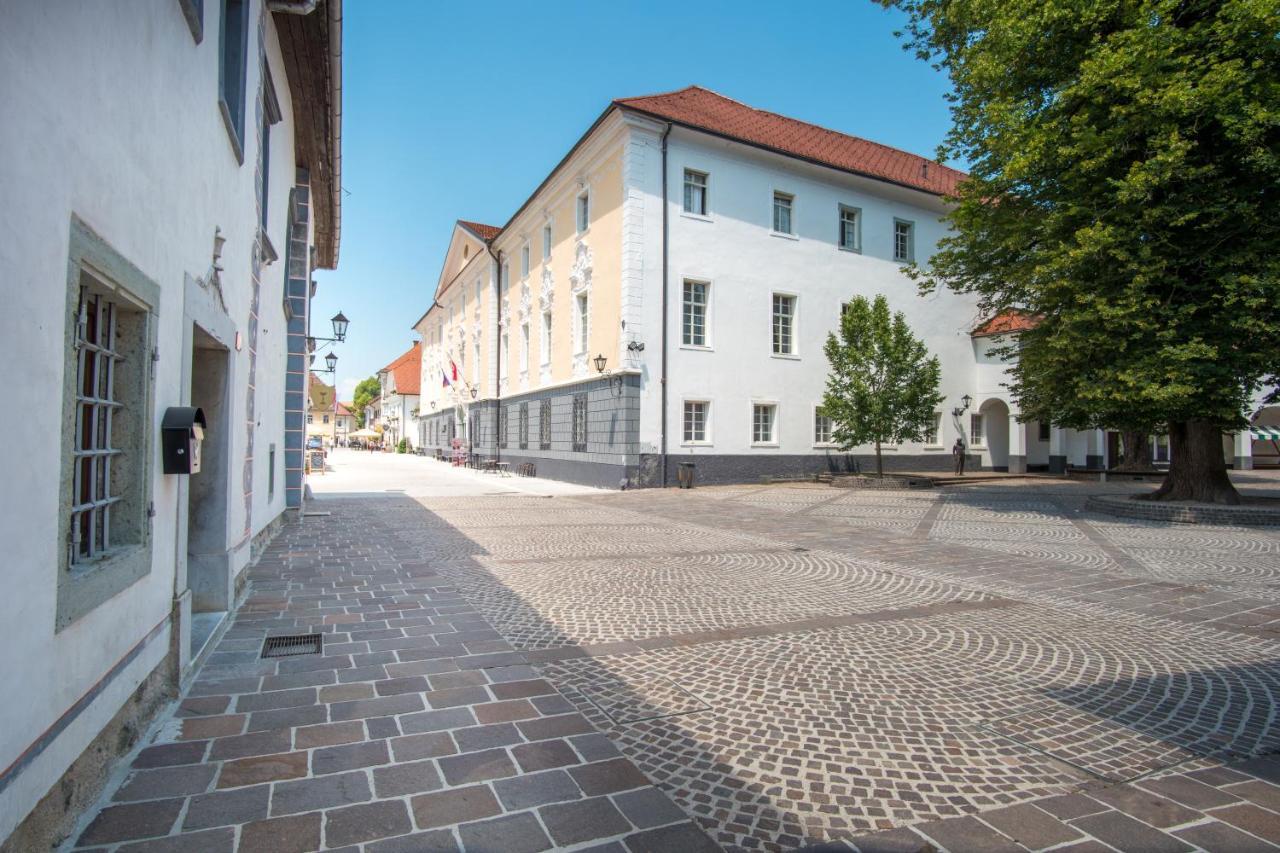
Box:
[680,211,713,223]
[838,245,862,254]
[814,442,838,449]
[680,441,713,448]
[771,353,801,361]
[751,442,780,448]
[924,444,944,451]
[576,227,590,240]
[970,444,987,450]
[679,344,713,352]
[218,98,245,165]
[260,231,278,266]
[894,257,914,265]
[770,231,799,241]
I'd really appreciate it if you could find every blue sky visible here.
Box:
[312,0,956,400]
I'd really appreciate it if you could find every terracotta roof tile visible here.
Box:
[380,343,421,396]
[972,310,1040,337]
[458,220,501,242]
[615,86,965,197]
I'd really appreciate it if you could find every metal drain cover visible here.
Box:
[261,633,323,658]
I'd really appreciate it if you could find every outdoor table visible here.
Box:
[494,462,511,477]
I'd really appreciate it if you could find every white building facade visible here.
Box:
[0,1,341,846]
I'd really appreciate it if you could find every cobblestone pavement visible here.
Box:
[69,470,1280,852]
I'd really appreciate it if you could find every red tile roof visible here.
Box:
[615,86,965,197]
[972,310,1041,337]
[380,342,422,396]
[458,220,501,242]
[336,401,353,417]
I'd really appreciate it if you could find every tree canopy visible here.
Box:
[823,294,944,476]
[883,0,1280,502]
[352,376,380,428]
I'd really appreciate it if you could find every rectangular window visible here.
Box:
[814,410,833,445]
[683,169,708,215]
[541,311,552,364]
[322,414,329,424]
[925,412,941,446]
[572,393,588,452]
[542,224,552,260]
[520,323,529,372]
[753,404,777,445]
[682,280,707,347]
[539,398,552,449]
[970,413,985,446]
[576,293,589,353]
[1039,422,1051,442]
[519,403,529,450]
[683,401,707,443]
[838,205,861,251]
[218,0,250,158]
[576,191,590,233]
[268,444,275,501]
[520,244,530,279]
[499,407,509,448]
[772,192,793,234]
[772,294,796,355]
[260,66,281,231]
[894,219,915,262]
[307,413,313,424]
[500,332,509,373]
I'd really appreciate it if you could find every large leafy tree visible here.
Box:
[882,0,1280,503]
[352,376,380,428]
[823,295,944,476]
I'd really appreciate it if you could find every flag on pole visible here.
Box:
[450,360,459,381]
[442,369,451,388]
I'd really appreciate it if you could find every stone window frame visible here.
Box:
[57,216,159,631]
[217,0,251,164]
[539,398,552,450]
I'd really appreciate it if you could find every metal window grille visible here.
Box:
[753,404,775,444]
[519,402,529,450]
[539,399,552,450]
[772,295,794,355]
[773,193,793,233]
[572,393,588,452]
[499,407,508,448]
[683,170,707,215]
[894,220,913,261]
[684,402,706,443]
[683,281,706,346]
[815,412,833,444]
[70,288,125,565]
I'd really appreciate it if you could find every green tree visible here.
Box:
[823,295,944,476]
[882,0,1280,504]
[352,376,380,428]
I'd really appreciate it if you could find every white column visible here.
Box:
[1049,426,1067,474]
[1009,414,1027,473]
[1234,430,1254,470]
[1087,429,1105,470]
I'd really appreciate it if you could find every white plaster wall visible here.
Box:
[0,1,299,838]
[638,128,987,461]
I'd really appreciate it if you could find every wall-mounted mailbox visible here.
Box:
[162,406,206,474]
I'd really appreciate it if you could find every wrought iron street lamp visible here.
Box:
[594,353,624,396]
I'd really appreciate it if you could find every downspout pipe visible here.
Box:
[485,245,503,465]
[659,123,672,487]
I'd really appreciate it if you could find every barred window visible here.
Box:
[499,406,509,448]
[753,403,777,444]
[572,393,588,452]
[682,280,707,347]
[539,398,552,449]
[519,402,529,450]
[683,401,707,443]
[772,294,795,355]
[683,169,707,215]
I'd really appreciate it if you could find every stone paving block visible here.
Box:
[182,784,270,830]
[177,696,231,717]
[400,706,476,734]
[390,731,457,761]
[113,764,217,802]
[1139,775,1243,810]
[373,758,444,797]
[494,768,584,810]
[319,683,375,703]
[979,803,1083,849]
[1089,783,1202,828]
[328,693,424,721]
[517,712,595,740]
[1226,780,1280,813]
[489,679,558,700]
[1208,803,1280,845]
[245,704,328,732]
[474,698,539,723]
[621,821,723,852]
[438,747,519,785]
[294,720,366,749]
[513,739,581,773]
[1186,766,1255,787]
[1174,819,1280,851]
[312,738,390,774]
[366,715,402,739]
[270,770,372,816]
[411,784,502,830]
[569,758,651,796]
[132,740,209,769]
[179,715,246,741]
[1070,811,1193,852]
[540,795,632,846]
[569,733,624,762]
[239,812,322,853]
[77,799,184,846]
[234,687,317,713]
[1035,793,1112,821]
[324,799,414,847]
[375,675,430,696]
[453,721,523,753]
[114,827,235,852]
[424,685,491,708]
[216,751,309,788]
[613,787,688,830]
[366,828,462,852]
[456,812,553,853]
[207,728,293,761]
[916,815,1025,852]
[849,827,936,852]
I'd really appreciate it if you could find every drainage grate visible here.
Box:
[261,634,323,658]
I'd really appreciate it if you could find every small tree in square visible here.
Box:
[823,295,944,476]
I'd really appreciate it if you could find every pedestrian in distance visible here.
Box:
[953,438,967,475]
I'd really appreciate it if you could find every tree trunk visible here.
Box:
[875,441,883,477]
[1143,419,1240,504]
[1112,430,1152,472]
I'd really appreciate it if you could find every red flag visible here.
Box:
[450,360,459,381]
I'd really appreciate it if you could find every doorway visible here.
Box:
[187,326,232,658]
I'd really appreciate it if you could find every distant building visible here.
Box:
[0,2,341,846]
[335,401,356,444]
[307,374,339,445]
[378,343,422,449]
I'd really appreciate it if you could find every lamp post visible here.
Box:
[593,353,624,396]
[315,351,339,449]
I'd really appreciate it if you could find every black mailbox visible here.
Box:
[162,407,206,474]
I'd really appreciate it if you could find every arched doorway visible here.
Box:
[979,398,1010,470]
